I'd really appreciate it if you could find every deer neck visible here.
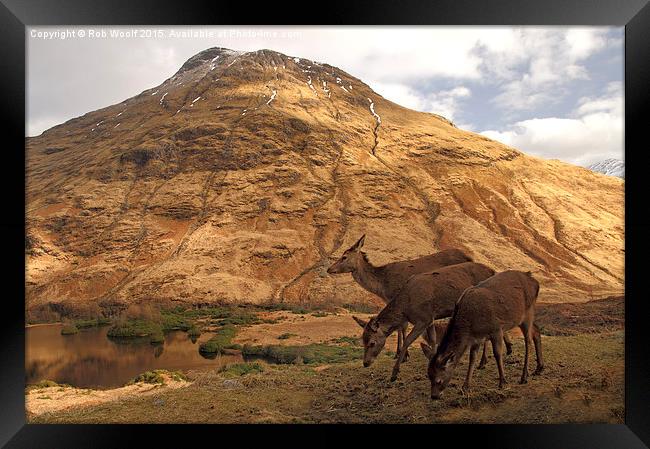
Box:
[351,255,387,301]
[375,301,405,336]
[440,325,470,367]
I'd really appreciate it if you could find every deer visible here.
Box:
[426,270,544,400]
[327,234,478,360]
[351,261,497,381]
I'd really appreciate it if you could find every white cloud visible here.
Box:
[367,81,424,111]
[369,81,471,121]
[480,82,623,167]
[477,29,611,111]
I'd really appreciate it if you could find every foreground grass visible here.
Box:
[31,331,624,424]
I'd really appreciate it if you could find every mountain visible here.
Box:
[588,158,625,178]
[25,48,624,318]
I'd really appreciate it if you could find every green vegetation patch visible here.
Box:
[198,325,238,354]
[60,324,79,335]
[341,302,380,314]
[149,330,165,344]
[74,317,111,329]
[242,343,363,365]
[277,333,297,340]
[26,380,70,391]
[160,310,192,332]
[187,324,202,337]
[331,336,360,346]
[127,369,187,385]
[219,362,264,377]
[107,318,161,338]
[261,303,312,314]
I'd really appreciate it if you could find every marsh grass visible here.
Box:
[127,369,187,385]
[198,325,238,354]
[218,362,264,377]
[26,380,70,391]
[60,324,79,335]
[241,343,363,365]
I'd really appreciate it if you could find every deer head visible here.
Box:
[352,314,387,367]
[326,235,366,274]
[427,349,457,400]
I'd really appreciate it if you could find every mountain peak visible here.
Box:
[25,46,623,316]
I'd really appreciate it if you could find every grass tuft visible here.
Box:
[198,325,237,354]
[60,324,79,335]
[277,333,297,340]
[107,319,161,338]
[26,380,70,391]
[218,362,264,377]
[242,343,362,365]
[127,369,187,386]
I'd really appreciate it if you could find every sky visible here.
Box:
[27,26,623,168]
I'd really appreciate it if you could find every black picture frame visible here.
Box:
[2,0,648,447]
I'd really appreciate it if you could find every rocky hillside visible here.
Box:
[26,48,624,317]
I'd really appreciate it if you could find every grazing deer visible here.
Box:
[327,234,474,360]
[351,262,496,381]
[426,270,544,400]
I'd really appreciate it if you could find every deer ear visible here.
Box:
[420,342,435,360]
[350,234,366,252]
[352,316,368,329]
[441,351,455,367]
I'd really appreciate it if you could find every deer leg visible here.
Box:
[402,322,410,362]
[519,320,532,384]
[532,322,544,375]
[462,342,482,393]
[396,327,403,359]
[478,339,488,369]
[503,332,513,356]
[491,329,507,389]
[390,323,427,382]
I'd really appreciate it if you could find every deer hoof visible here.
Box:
[519,377,528,385]
[498,380,507,389]
[390,373,398,382]
[533,366,544,375]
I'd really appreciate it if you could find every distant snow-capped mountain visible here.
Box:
[588,159,624,178]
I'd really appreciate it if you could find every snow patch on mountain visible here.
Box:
[588,159,624,178]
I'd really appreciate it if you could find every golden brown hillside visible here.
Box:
[25,48,624,318]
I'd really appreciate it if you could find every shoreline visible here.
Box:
[26,322,62,328]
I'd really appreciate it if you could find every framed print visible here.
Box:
[1,0,649,447]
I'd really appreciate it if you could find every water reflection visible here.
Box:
[26,324,243,389]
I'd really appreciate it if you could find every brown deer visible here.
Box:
[351,262,496,381]
[426,270,544,400]
[327,234,475,359]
